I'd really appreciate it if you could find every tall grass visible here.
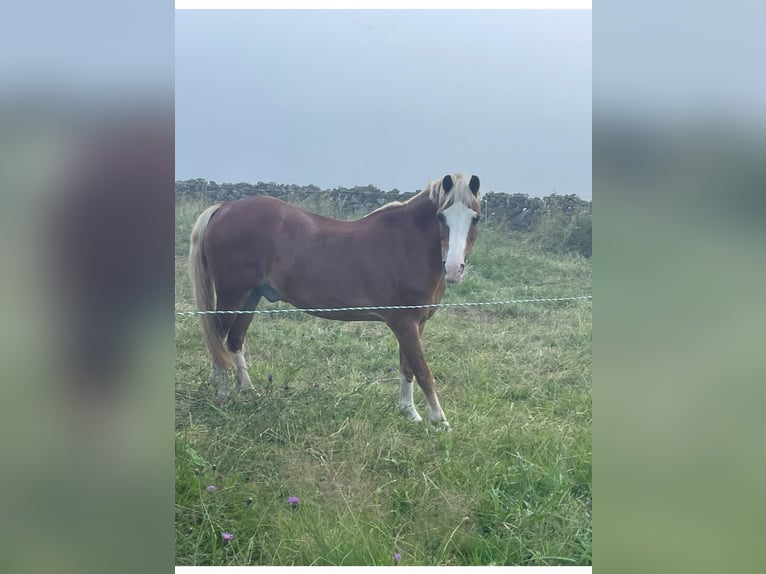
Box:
[175,195,592,566]
[519,204,592,259]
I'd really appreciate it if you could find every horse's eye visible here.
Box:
[472,215,480,226]
[437,213,446,224]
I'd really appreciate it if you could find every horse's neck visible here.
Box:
[400,195,444,277]
[363,191,434,225]
[406,190,436,211]
[362,194,445,296]
[399,191,438,222]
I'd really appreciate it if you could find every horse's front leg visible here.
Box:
[389,318,450,430]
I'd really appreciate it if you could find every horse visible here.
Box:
[188,173,481,429]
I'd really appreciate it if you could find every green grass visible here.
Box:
[175,196,592,566]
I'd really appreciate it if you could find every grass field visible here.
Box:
[174,196,592,566]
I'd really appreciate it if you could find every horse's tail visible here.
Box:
[188,204,235,370]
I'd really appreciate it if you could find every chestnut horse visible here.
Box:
[188,173,481,429]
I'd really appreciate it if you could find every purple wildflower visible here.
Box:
[206,485,216,492]
[222,532,234,542]
[386,366,394,373]
[393,552,401,564]
[267,373,274,383]
[287,495,300,508]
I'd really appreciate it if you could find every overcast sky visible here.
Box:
[176,10,591,198]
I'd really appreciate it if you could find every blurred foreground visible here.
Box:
[0,2,173,573]
[596,3,766,572]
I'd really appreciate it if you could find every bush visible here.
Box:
[523,201,592,259]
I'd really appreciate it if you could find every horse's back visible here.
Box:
[206,195,297,245]
[202,195,351,289]
[213,194,289,224]
[212,194,347,234]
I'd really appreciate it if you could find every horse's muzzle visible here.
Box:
[443,261,465,283]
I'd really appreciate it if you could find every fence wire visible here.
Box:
[175,295,592,317]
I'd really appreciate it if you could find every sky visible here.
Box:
[176,9,591,198]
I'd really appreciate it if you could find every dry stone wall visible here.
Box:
[175,179,591,232]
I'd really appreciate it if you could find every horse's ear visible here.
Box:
[442,175,454,193]
[469,175,480,195]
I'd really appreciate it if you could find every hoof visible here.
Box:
[399,405,423,423]
[430,419,451,432]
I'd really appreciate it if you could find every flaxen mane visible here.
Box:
[427,173,479,211]
[366,173,477,217]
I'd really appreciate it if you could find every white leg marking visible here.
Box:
[233,349,254,391]
[425,395,450,431]
[211,363,231,398]
[399,373,423,422]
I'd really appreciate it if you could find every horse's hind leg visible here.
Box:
[226,292,261,392]
[209,362,231,398]
[207,311,239,398]
[208,289,253,397]
[398,346,423,423]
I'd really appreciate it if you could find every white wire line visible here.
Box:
[174,295,592,317]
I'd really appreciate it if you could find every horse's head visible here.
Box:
[432,174,481,283]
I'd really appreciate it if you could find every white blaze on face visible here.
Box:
[441,202,477,283]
